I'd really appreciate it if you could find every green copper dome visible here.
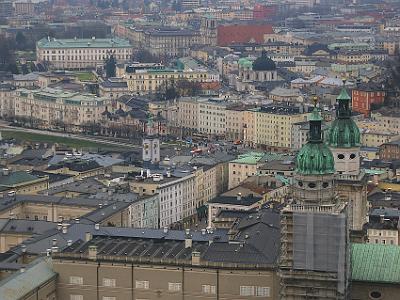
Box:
[296,143,335,175]
[296,105,335,175]
[328,88,361,148]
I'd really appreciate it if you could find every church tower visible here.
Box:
[142,114,160,165]
[280,99,350,299]
[328,86,368,238]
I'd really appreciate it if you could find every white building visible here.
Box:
[36,37,132,70]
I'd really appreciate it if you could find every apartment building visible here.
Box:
[198,99,228,136]
[129,172,197,228]
[14,88,109,130]
[352,84,386,116]
[177,97,199,132]
[254,105,308,151]
[228,152,265,189]
[0,83,16,119]
[225,107,246,141]
[36,37,132,70]
[371,108,400,135]
[116,63,216,94]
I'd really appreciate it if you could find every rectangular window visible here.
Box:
[135,280,149,289]
[70,295,83,300]
[256,286,270,297]
[201,284,216,294]
[103,278,116,287]
[69,276,83,285]
[168,282,182,292]
[240,286,254,296]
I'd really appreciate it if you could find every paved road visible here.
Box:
[0,125,141,149]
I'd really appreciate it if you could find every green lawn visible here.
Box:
[75,72,96,81]
[2,130,129,151]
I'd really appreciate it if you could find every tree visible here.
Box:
[134,49,159,63]
[0,37,17,73]
[105,55,116,78]
[15,32,27,50]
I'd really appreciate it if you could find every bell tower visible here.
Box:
[328,83,368,238]
[279,97,350,300]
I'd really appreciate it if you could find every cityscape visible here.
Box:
[0,0,399,299]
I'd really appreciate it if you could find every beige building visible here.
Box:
[36,37,132,70]
[225,107,245,141]
[0,84,16,119]
[198,99,227,136]
[367,227,398,245]
[254,106,308,151]
[177,97,199,133]
[14,88,110,130]
[228,152,265,189]
[371,109,400,135]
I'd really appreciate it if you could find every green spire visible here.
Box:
[309,96,323,143]
[327,86,361,148]
[295,96,335,175]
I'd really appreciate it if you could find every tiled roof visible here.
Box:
[351,243,400,283]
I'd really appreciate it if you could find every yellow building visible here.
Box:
[361,129,399,148]
[254,106,308,151]
[0,170,49,195]
[116,64,216,94]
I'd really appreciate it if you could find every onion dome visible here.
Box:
[252,51,276,71]
[296,99,335,175]
[327,87,361,148]
[238,57,253,69]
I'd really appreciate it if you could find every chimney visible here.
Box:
[146,169,151,178]
[237,193,242,201]
[191,251,201,266]
[163,226,168,233]
[51,246,59,253]
[20,267,26,273]
[88,245,97,260]
[57,223,62,231]
[167,171,171,178]
[201,228,206,235]
[95,223,100,230]
[67,240,73,246]
[52,238,57,247]
[62,224,68,234]
[380,215,385,224]
[75,218,80,224]
[85,232,92,242]
[21,244,26,253]
[185,229,192,248]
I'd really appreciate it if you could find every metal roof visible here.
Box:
[37,37,131,49]
[351,243,400,283]
[0,258,57,300]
